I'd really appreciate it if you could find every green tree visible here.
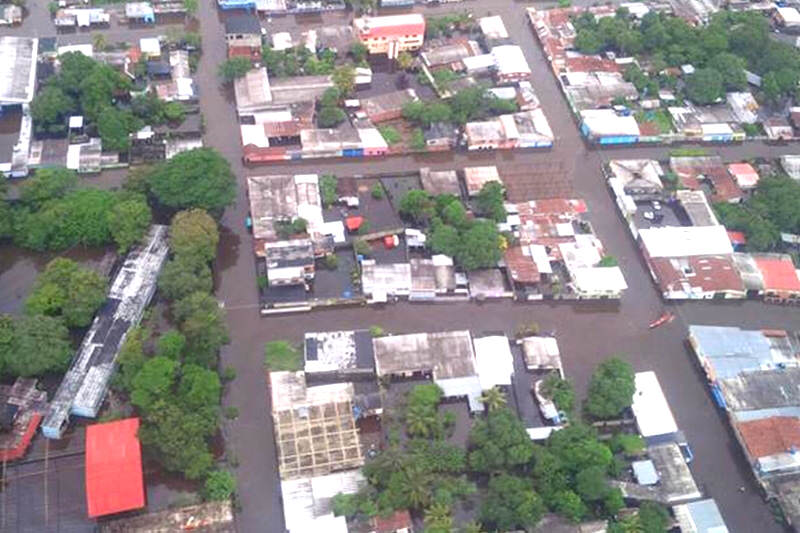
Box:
[264,340,302,371]
[131,356,178,413]
[441,201,469,229]
[475,182,506,222]
[685,68,723,105]
[349,42,368,63]
[24,258,106,328]
[20,168,78,208]
[547,424,613,475]
[540,375,575,415]
[378,126,401,145]
[396,51,414,71]
[638,501,670,532]
[575,465,611,502]
[479,387,507,412]
[148,149,236,213]
[183,0,198,15]
[31,86,76,135]
[163,102,186,123]
[468,407,534,473]
[169,209,220,262]
[178,363,221,411]
[318,106,346,128]
[609,433,646,455]
[332,65,356,96]
[398,190,436,225]
[174,292,229,368]
[4,315,72,377]
[159,255,213,301]
[97,107,141,152]
[456,220,502,270]
[575,29,603,54]
[319,87,341,108]
[204,470,236,501]
[109,195,152,253]
[708,52,747,91]
[218,57,252,83]
[480,475,544,532]
[429,222,460,258]
[553,490,588,523]
[155,329,187,360]
[115,327,147,393]
[424,503,453,533]
[585,357,636,420]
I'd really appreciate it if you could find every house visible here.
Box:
[608,159,664,199]
[419,168,460,196]
[264,239,315,287]
[217,0,256,11]
[479,15,509,42]
[225,13,262,60]
[511,109,554,148]
[753,254,800,303]
[776,6,800,29]
[139,37,161,58]
[372,330,484,411]
[726,92,758,124]
[125,2,155,23]
[54,8,110,27]
[579,109,640,145]
[764,116,794,140]
[0,378,47,462]
[361,261,412,302]
[0,37,37,107]
[234,67,272,116]
[569,266,628,299]
[676,190,718,227]
[421,39,481,70]
[423,122,458,150]
[673,499,729,533]
[463,166,501,197]
[464,119,511,151]
[473,336,514,392]
[670,156,742,204]
[737,416,800,475]
[631,372,679,445]
[564,72,638,110]
[490,45,531,84]
[638,225,745,300]
[362,89,418,123]
[520,336,562,375]
[353,14,425,57]
[727,162,759,190]
[0,4,23,25]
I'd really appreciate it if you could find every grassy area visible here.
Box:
[669,147,708,157]
[379,126,401,146]
[635,109,673,134]
[264,341,302,371]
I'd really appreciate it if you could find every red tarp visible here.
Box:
[345,216,364,232]
[85,418,145,518]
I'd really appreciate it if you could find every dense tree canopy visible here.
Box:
[109,194,152,253]
[585,357,636,420]
[25,258,106,328]
[480,475,545,532]
[147,149,236,213]
[468,407,534,473]
[474,182,506,222]
[173,291,229,368]
[159,255,213,302]
[456,220,503,271]
[19,168,79,208]
[0,314,72,377]
[218,57,252,83]
[169,209,220,262]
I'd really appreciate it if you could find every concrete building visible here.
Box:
[479,15,509,41]
[362,89,418,123]
[353,14,425,57]
[42,226,169,439]
[580,109,640,145]
[608,159,665,199]
[224,13,262,60]
[360,261,412,302]
[490,45,531,84]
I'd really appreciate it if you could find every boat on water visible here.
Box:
[649,312,675,329]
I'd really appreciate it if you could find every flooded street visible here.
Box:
[1,0,799,531]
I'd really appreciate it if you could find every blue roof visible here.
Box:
[685,499,728,533]
[689,325,774,379]
[631,459,658,485]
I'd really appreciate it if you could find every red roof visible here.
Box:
[754,255,800,292]
[356,15,425,40]
[85,418,145,518]
[373,510,412,532]
[345,216,364,231]
[505,245,539,284]
[727,231,747,246]
[649,255,744,295]
[738,416,800,458]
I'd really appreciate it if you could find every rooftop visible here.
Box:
[304,330,375,373]
[473,336,514,390]
[0,36,38,105]
[361,89,418,122]
[247,174,323,246]
[85,418,145,518]
[520,336,561,372]
[753,254,800,293]
[282,470,365,533]
[372,330,476,380]
[673,499,729,533]
[42,226,169,439]
[101,501,234,532]
[631,371,678,440]
[648,255,744,297]
[479,15,508,40]
[353,14,425,39]
[234,67,272,113]
[419,168,460,196]
[463,166,501,196]
[738,416,800,459]
[490,45,531,76]
[639,225,733,258]
[224,13,261,35]
[719,368,800,414]
[269,371,363,479]
[608,159,664,193]
[676,189,718,227]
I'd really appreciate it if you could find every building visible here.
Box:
[102,502,234,532]
[85,418,145,518]
[490,45,531,84]
[569,266,628,299]
[409,256,463,301]
[753,254,800,303]
[372,331,484,411]
[638,225,745,300]
[281,470,366,533]
[764,116,794,140]
[580,109,640,145]
[225,13,262,60]
[235,67,272,116]
[421,39,481,70]
[270,371,364,480]
[246,174,324,255]
[463,166,501,196]
[265,239,315,287]
[361,261,412,302]
[688,325,800,382]
[303,330,376,375]
[479,15,509,41]
[738,416,800,476]
[608,159,664,199]
[42,227,169,439]
[419,168,461,196]
[0,379,47,461]
[353,14,425,57]
[676,190,718,227]
[0,4,22,25]
[473,335,514,392]
[671,156,742,204]
[631,372,679,445]
[54,8,110,27]
[673,499,729,533]
[125,2,155,23]
[727,162,759,190]
[362,89,418,123]
[520,336,562,375]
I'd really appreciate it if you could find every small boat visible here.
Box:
[649,312,675,329]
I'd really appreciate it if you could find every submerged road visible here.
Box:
[188,3,800,533]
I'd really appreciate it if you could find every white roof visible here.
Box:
[463,54,495,72]
[701,123,733,136]
[479,15,508,39]
[619,2,650,18]
[140,37,161,56]
[580,109,640,137]
[571,266,628,293]
[68,115,83,128]
[530,244,552,274]
[58,43,93,57]
[272,31,293,50]
[281,471,365,533]
[66,143,81,170]
[320,221,345,244]
[631,371,678,439]
[354,13,424,29]
[473,336,514,390]
[241,124,269,148]
[0,37,38,105]
[526,426,562,440]
[778,6,800,25]
[357,128,388,150]
[491,45,531,76]
[639,225,733,258]
[437,375,484,412]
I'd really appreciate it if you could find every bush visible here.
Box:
[353,239,371,257]
[204,470,236,501]
[318,106,346,128]
[224,406,239,419]
[218,57,251,83]
[264,341,302,371]
[598,255,618,267]
[371,183,385,199]
[369,325,385,337]
[379,126,402,145]
[220,366,237,382]
[320,174,338,208]
[324,254,339,270]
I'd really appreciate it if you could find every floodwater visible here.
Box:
[1,0,799,532]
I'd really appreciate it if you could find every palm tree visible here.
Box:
[91,33,107,52]
[480,387,507,412]
[461,521,485,533]
[401,464,431,509]
[406,403,435,438]
[424,503,454,533]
